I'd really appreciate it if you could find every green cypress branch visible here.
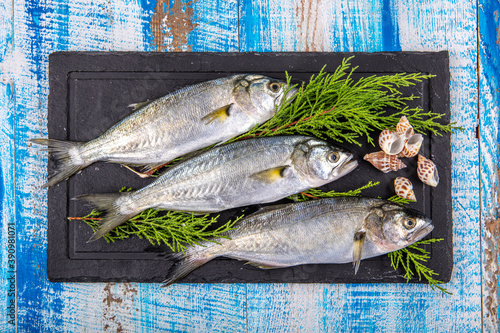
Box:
[388,238,452,295]
[386,194,416,205]
[74,209,242,253]
[229,57,460,146]
[288,181,380,201]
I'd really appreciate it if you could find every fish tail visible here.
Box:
[76,192,137,242]
[162,250,213,287]
[30,138,88,188]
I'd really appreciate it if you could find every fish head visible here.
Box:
[234,75,298,121]
[292,138,358,186]
[365,203,434,252]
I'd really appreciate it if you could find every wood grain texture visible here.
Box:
[239,0,402,52]
[479,0,500,330]
[14,0,69,331]
[148,0,238,52]
[3,0,493,331]
[240,0,482,331]
[0,0,16,331]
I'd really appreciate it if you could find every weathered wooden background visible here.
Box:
[0,0,498,331]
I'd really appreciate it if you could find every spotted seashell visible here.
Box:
[417,155,439,187]
[396,116,414,139]
[399,134,424,158]
[394,177,417,201]
[364,151,407,173]
[378,129,405,155]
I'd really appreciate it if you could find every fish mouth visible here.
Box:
[408,222,434,243]
[332,154,358,180]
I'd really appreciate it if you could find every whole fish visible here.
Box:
[31,74,298,188]
[79,135,358,241]
[162,196,434,286]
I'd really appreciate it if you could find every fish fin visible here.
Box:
[128,100,152,111]
[201,104,233,125]
[245,261,283,269]
[76,193,123,209]
[162,252,212,287]
[30,138,87,188]
[381,203,403,211]
[141,163,167,174]
[119,163,168,178]
[75,193,137,242]
[353,231,366,275]
[249,166,290,184]
[120,164,154,178]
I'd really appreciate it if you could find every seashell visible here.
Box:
[417,155,439,187]
[396,116,414,139]
[364,151,407,173]
[378,129,405,155]
[399,134,424,158]
[394,177,417,201]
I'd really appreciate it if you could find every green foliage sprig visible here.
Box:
[288,181,380,201]
[388,238,451,295]
[229,57,459,146]
[386,194,416,205]
[75,209,242,253]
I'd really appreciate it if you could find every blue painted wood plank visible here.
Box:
[240,0,482,331]
[142,0,239,52]
[478,0,500,330]
[189,0,239,52]
[0,0,16,331]
[137,284,246,332]
[239,0,401,52]
[14,0,69,330]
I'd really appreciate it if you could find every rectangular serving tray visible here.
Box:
[46,51,452,284]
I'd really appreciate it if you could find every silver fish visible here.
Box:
[162,196,434,286]
[31,74,298,188]
[79,135,358,241]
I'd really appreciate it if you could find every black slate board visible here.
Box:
[46,52,452,284]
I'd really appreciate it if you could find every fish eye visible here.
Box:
[268,82,281,93]
[328,152,340,163]
[403,218,417,230]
